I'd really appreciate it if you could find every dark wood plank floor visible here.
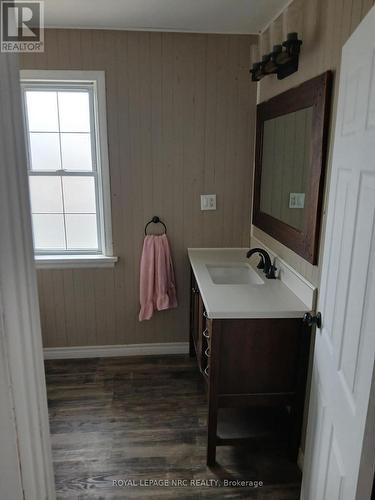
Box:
[45,355,302,499]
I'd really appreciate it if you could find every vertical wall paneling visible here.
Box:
[20,30,257,347]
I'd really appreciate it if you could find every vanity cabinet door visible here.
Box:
[217,318,306,396]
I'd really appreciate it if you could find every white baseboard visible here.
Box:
[44,342,189,360]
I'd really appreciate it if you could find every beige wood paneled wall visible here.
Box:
[20,29,257,347]
[252,0,375,287]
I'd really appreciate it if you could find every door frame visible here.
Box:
[0,53,55,498]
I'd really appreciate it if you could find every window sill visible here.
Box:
[35,255,118,269]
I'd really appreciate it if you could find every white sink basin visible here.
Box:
[206,263,264,285]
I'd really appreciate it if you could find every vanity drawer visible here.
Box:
[206,315,212,336]
[202,325,211,359]
[202,313,212,377]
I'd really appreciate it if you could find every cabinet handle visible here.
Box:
[191,287,198,294]
[203,311,209,319]
[204,366,209,377]
[202,328,210,339]
[205,347,210,357]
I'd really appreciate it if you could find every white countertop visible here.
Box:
[188,248,310,319]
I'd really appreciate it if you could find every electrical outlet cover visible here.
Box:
[289,192,305,209]
[200,194,216,211]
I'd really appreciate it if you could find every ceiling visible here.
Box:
[43,0,290,34]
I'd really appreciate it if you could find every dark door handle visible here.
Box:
[303,312,322,329]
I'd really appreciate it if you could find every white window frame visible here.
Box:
[20,70,117,269]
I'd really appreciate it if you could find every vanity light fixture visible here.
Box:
[250,33,302,82]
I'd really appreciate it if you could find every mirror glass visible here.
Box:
[259,107,313,231]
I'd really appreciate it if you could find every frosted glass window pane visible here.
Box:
[29,176,63,213]
[65,214,98,250]
[61,133,92,171]
[62,177,96,213]
[58,91,90,132]
[32,214,65,250]
[25,91,59,132]
[29,132,61,171]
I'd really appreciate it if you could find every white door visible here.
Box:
[301,6,375,500]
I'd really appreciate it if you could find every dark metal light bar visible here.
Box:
[250,33,303,82]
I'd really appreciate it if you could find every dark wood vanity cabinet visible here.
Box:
[189,268,311,466]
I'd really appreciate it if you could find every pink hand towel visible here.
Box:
[139,234,177,321]
[155,234,178,311]
[138,236,156,321]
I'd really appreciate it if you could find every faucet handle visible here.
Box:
[257,254,265,269]
[266,261,277,279]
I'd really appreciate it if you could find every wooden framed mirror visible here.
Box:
[253,72,332,264]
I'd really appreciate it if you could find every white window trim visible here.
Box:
[20,69,117,269]
[35,254,118,269]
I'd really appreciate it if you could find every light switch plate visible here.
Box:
[289,192,305,209]
[201,194,216,211]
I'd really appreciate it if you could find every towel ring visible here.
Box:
[144,216,167,235]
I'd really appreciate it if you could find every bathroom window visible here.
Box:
[20,70,116,268]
